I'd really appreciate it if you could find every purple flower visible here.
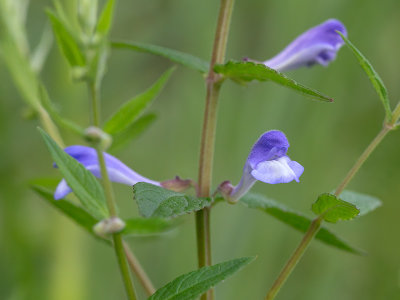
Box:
[229,131,304,202]
[54,145,160,199]
[248,19,347,72]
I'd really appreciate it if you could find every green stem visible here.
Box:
[123,242,156,296]
[265,216,323,300]
[265,119,399,300]
[334,125,391,196]
[196,0,234,299]
[88,84,137,300]
[38,105,65,147]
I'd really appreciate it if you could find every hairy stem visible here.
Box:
[89,84,137,300]
[196,0,234,299]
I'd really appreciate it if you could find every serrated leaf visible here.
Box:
[339,190,382,216]
[109,113,157,152]
[96,0,116,36]
[39,128,108,219]
[312,193,359,223]
[112,41,209,73]
[47,10,85,67]
[104,68,174,135]
[214,61,333,102]
[241,193,363,254]
[133,183,212,218]
[149,257,255,300]
[32,185,177,239]
[338,32,392,119]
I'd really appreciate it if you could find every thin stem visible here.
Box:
[38,105,65,147]
[196,0,234,299]
[265,120,397,300]
[88,84,137,300]
[123,242,156,296]
[113,233,138,300]
[265,217,323,300]
[334,125,390,196]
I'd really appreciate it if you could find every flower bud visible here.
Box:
[93,217,126,237]
[84,126,112,150]
[161,176,193,192]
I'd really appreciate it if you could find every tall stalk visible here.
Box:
[88,84,137,300]
[196,0,235,299]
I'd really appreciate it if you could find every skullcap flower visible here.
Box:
[54,145,160,199]
[246,19,347,72]
[229,131,304,202]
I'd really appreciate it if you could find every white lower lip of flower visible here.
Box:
[251,156,299,184]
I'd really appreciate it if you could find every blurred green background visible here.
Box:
[1,0,400,299]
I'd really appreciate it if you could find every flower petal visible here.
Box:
[230,163,257,201]
[251,156,303,184]
[54,179,72,200]
[54,145,160,199]
[247,130,289,169]
[263,19,347,72]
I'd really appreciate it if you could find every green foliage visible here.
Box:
[39,128,108,219]
[148,257,255,300]
[241,193,363,254]
[312,193,359,223]
[96,0,116,36]
[338,32,392,119]
[32,185,102,237]
[38,84,85,136]
[32,185,177,239]
[123,218,178,236]
[47,10,85,67]
[214,61,333,102]
[112,41,209,73]
[339,190,382,216]
[104,67,174,135]
[109,113,157,152]
[133,183,212,218]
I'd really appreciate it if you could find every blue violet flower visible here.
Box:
[226,130,304,203]
[245,19,347,72]
[54,145,160,199]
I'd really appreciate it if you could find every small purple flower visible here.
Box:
[229,131,304,202]
[247,19,347,72]
[54,145,160,199]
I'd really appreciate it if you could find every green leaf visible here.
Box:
[214,61,333,102]
[32,185,176,238]
[38,84,85,136]
[112,41,209,73]
[312,193,359,223]
[31,23,53,73]
[338,32,392,119]
[96,0,116,36]
[104,68,174,135]
[133,183,212,218]
[39,128,108,219]
[149,257,255,300]
[47,10,85,67]
[32,185,100,236]
[122,218,178,236]
[109,113,157,152]
[339,190,382,216]
[241,193,363,254]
